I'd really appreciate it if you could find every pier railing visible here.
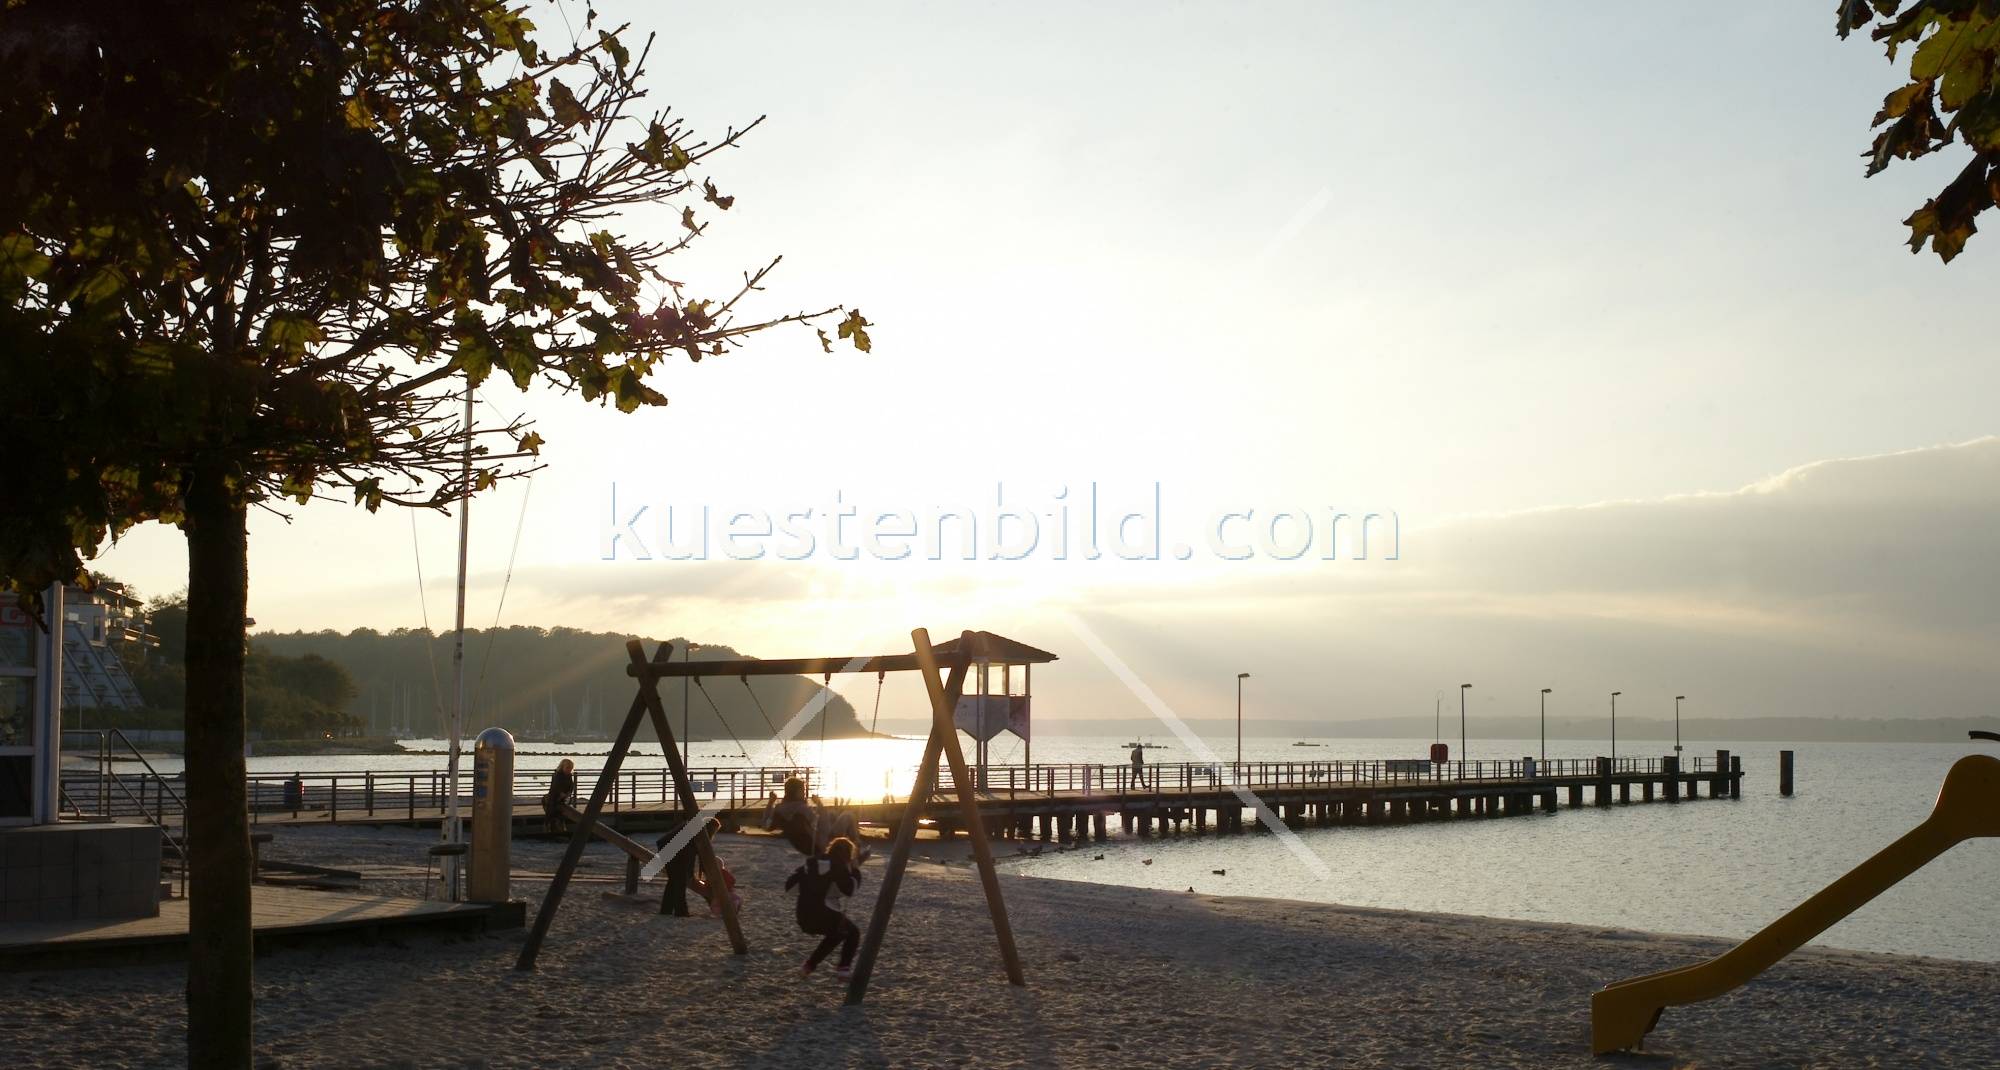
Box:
[58,753,1722,825]
[955,756,1709,797]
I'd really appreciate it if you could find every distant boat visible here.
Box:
[1123,741,1167,750]
[1292,741,1322,747]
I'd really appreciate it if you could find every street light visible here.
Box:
[683,641,697,767]
[1540,688,1553,764]
[1610,691,1622,763]
[1675,695,1686,756]
[1236,672,1251,767]
[1459,683,1472,763]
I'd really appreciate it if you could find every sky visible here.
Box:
[94,2,1999,730]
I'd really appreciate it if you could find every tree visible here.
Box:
[1838,2,2000,261]
[0,4,864,1064]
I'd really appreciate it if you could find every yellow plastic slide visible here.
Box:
[1591,752,2000,1055]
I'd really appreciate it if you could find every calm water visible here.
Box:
[115,734,2000,962]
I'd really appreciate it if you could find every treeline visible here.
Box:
[128,594,361,739]
[252,626,867,742]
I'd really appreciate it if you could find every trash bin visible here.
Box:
[283,776,304,810]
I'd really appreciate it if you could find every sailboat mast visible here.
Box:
[442,382,473,892]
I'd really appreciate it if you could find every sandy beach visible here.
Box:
[4,824,1997,1069]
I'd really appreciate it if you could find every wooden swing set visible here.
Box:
[514,627,1033,1005]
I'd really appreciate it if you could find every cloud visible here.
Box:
[1053,438,2000,727]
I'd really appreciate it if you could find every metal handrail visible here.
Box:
[50,753,1742,826]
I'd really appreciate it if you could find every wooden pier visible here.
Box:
[65,752,1747,841]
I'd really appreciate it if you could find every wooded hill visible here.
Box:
[253,627,869,742]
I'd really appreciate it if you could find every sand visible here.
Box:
[4,824,1998,1069]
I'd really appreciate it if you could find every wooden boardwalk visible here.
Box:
[0,885,523,970]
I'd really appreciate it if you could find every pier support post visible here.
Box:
[1619,782,1631,805]
[1713,751,1729,799]
[1643,781,1654,802]
[1541,790,1556,814]
[1567,784,1583,808]
[1730,755,1742,799]
[1595,757,1612,807]
[1664,756,1679,803]
[1093,813,1108,840]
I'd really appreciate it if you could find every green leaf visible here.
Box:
[1940,51,1989,111]
[1912,22,1971,80]
[343,95,375,131]
[262,312,323,360]
[1874,81,1930,125]
[0,233,51,293]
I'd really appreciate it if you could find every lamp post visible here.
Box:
[682,641,696,768]
[1459,683,1471,764]
[1540,688,1552,764]
[1610,691,1622,764]
[1236,672,1250,768]
[1675,695,1686,757]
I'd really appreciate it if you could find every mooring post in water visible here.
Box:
[1715,750,1730,799]
[1730,755,1742,799]
[1664,755,1680,803]
[1780,749,1795,797]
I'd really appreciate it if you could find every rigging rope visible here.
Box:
[407,511,448,738]
[471,476,534,720]
[691,677,757,763]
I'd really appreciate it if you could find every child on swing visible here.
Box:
[762,776,865,859]
[785,836,862,979]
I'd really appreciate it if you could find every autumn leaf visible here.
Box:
[837,309,872,352]
[681,206,699,232]
[548,80,590,129]
[596,29,629,71]
[517,430,545,456]
[703,179,735,210]
[817,328,833,353]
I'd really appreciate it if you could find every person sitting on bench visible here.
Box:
[542,759,577,834]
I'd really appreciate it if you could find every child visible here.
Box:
[687,818,741,917]
[785,837,862,979]
[655,819,701,917]
[762,777,867,859]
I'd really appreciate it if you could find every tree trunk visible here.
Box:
[183,461,254,1068]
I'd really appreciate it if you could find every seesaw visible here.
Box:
[1591,737,2000,1055]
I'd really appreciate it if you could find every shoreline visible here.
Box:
[7,825,1997,1068]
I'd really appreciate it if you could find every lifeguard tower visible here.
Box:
[938,631,1055,789]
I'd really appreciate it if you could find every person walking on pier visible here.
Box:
[1130,744,1149,790]
[787,836,862,979]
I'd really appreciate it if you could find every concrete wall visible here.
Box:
[0,823,161,923]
